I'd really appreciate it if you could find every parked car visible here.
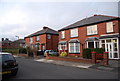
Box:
[44,50,58,56]
[0,52,18,77]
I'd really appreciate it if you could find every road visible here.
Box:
[7,57,118,79]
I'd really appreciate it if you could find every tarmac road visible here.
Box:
[6,57,118,80]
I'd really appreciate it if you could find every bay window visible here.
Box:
[59,44,67,50]
[69,43,80,53]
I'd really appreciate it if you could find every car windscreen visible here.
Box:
[2,54,15,62]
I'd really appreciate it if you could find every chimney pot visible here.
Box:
[94,14,97,16]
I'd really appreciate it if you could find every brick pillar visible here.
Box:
[103,52,108,65]
[92,51,96,64]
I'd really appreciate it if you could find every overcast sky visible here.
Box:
[0,0,119,41]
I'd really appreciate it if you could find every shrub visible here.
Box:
[60,52,67,57]
[19,48,27,54]
[83,48,92,59]
[3,48,19,54]
[83,48,105,59]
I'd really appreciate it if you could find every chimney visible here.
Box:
[43,26,48,29]
[2,38,4,41]
[5,38,9,40]
[94,14,97,16]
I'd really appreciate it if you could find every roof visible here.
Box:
[25,27,59,38]
[69,39,80,43]
[59,15,119,31]
[2,39,12,43]
[12,39,25,43]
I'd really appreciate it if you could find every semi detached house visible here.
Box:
[25,27,59,51]
[58,15,120,59]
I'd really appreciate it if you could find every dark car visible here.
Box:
[0,52,18,77]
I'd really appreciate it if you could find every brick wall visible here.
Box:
[25,34,59,51]
[59,20,119,57]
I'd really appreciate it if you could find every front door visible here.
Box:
[106,43,113,59]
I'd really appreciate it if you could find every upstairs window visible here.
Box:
[61,31,65,39]
[47,34,51,39]
[36,36,40,41]
[70,28,78,37]
[30,37,33,43]
[106,22,113,33]
[87,25,97,35]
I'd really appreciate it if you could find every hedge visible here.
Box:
[2,48,19,54]
[83,48,105,59]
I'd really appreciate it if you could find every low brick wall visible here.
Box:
[18,53,28,57]
[46,56,93,64]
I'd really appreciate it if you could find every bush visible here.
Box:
[19,48,27,54]
[60,52,67,57]
[83,48,105,59]
[83,48,92,59]
[3,48,19,54]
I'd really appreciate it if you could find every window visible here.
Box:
[87,25,97,35]
[106,22,113,33]
[87,41,99,48]
[59,44,67,50]
[30,37,33,43]
[69,43,80,53]
[61,31,65,39]
[70,28,78,37]
[47,34,51,39]
[36,36,40,41]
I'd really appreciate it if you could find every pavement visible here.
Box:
[13,55,119,72]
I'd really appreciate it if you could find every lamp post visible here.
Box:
[15,36,19,55]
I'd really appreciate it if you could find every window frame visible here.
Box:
[87,25,98,35]
[59,43,67,50]
[86,41,99,48]
[70,28,78,38]
[69,43,80,53]
[61,31,65,39]
[47,34,51,39]
[106,22,114,33]
[30,37,33,43]
[36,36,40,41]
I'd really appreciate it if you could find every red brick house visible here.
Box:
[58,15,120,59]
[24,27,59,51]
[1,38,25,49]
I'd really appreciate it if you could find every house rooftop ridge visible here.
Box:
[25,26,58,38]
[58,14,119,31]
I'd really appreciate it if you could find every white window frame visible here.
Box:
[87,41,99,48]
[70,28,78,38]
[61,31,65,39]
[47,34,51,39]
[59,44,67,50]
[36,36,40,41]
[69,43,80,53]
[30,37,33,43]
[106,22,113,33]
[87,25,98,35]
